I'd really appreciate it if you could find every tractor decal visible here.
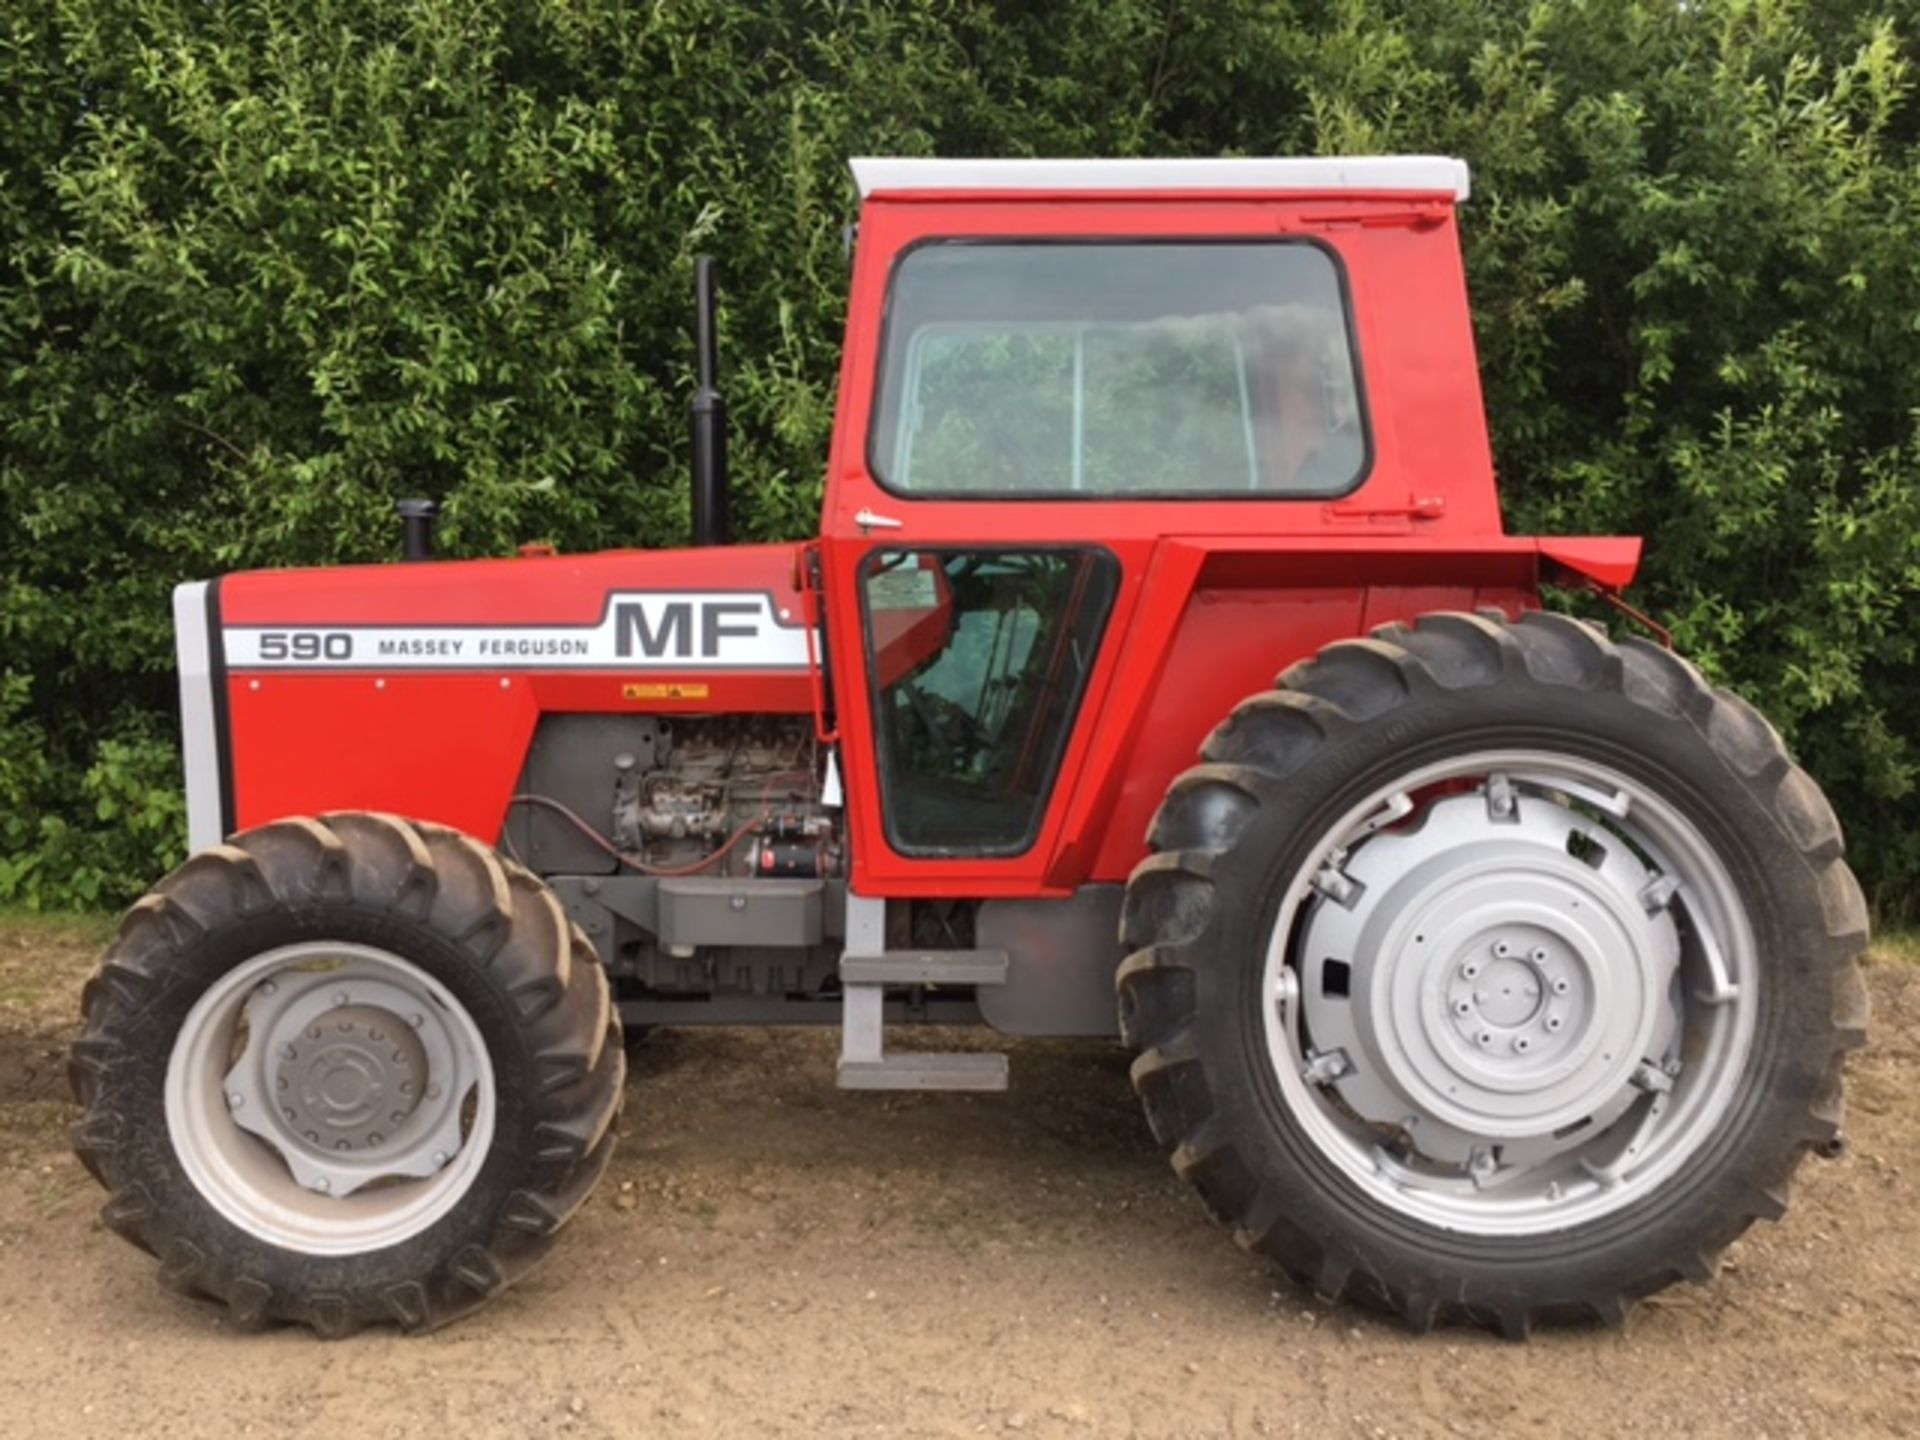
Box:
[220,590,814,671]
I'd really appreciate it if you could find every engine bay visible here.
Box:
[504,714,839,882]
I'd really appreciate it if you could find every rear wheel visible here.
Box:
[69,812,623,1335]
[1119,611,1868,1335]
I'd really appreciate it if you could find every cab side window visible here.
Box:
[872,243,1367,497]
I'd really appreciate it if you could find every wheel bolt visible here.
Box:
[1492,941,1511,958]
[259,981,277,996]
[1529,947,1549,964]
[281,1043,298,1060]
[1547,1016,1564,1032]
[409,1013,425,1029]
[426,1083,442,1100]
[1453,999,1472,1016]
[1462,962,1482,979]
[313,1177,330,1194]
[1515,1038,1532,1053]
[1476,1031,1493,1047]
[333,991,349,1007]
[432,1150,449,1167]
[226,1091,243,1110]
[1552,978,1570,995]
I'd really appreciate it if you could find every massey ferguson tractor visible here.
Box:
[68,156,1868,1339]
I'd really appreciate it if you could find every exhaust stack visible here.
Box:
[690,256,731,547]
[396,498,439,561]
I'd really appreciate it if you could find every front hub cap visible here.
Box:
[1265,752,1755,1234]
[166,942,495,1253]
[278,1006,427,1153]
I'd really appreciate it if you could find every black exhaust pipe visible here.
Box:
[690,256,730,547]
[396,497,439,561]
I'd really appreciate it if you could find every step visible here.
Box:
[836,1052,1010,1092]
[838,949,1009,986]
[835,897,1011,1092]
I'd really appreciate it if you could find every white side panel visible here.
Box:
[172,581,224,852]
[850,155,1470,201]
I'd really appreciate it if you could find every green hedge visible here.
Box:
[3,0,1917,913]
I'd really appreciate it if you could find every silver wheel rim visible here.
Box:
[165,941,496,1254]
[1260,748,1757,1236]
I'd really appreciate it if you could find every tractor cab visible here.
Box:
[817,157,1577,902]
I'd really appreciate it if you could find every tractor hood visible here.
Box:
[174,542,817,851]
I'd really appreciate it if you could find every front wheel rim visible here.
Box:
[1260,748,1758,1237]
[165,941,497,1255]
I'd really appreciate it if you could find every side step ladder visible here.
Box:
[837,896,1009,1091]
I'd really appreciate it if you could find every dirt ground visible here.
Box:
[0,917,1915,1440]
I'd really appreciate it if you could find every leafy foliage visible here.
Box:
[3,0,1916,912]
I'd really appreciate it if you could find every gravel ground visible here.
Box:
[0,915,1915,1439]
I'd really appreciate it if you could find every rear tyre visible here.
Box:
[68,812,623,1336]
[1119,611,1867,1336]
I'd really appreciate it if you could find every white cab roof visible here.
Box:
[850,155,1470,201]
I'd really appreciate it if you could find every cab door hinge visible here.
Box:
[797,543,839,745]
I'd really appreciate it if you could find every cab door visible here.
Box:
[848,545,1121,866]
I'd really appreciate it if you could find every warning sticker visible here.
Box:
[622,682,711,700]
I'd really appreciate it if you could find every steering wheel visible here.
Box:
[897,680,982,771]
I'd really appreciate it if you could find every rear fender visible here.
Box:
[1538,537,1643,593]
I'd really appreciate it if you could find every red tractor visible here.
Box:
[69,156,1867,1338]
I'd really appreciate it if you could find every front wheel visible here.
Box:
[69,813,623,1335]
[1119,611,1868,1336]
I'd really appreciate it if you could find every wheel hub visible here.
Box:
[1454,947,1547,1032]
[222,963,478,1197]
[1298,786,1681,1162]
[278,1006,427,1153]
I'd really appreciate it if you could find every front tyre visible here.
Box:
[68,813,623,1336]
[1119,612,1868,1336]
